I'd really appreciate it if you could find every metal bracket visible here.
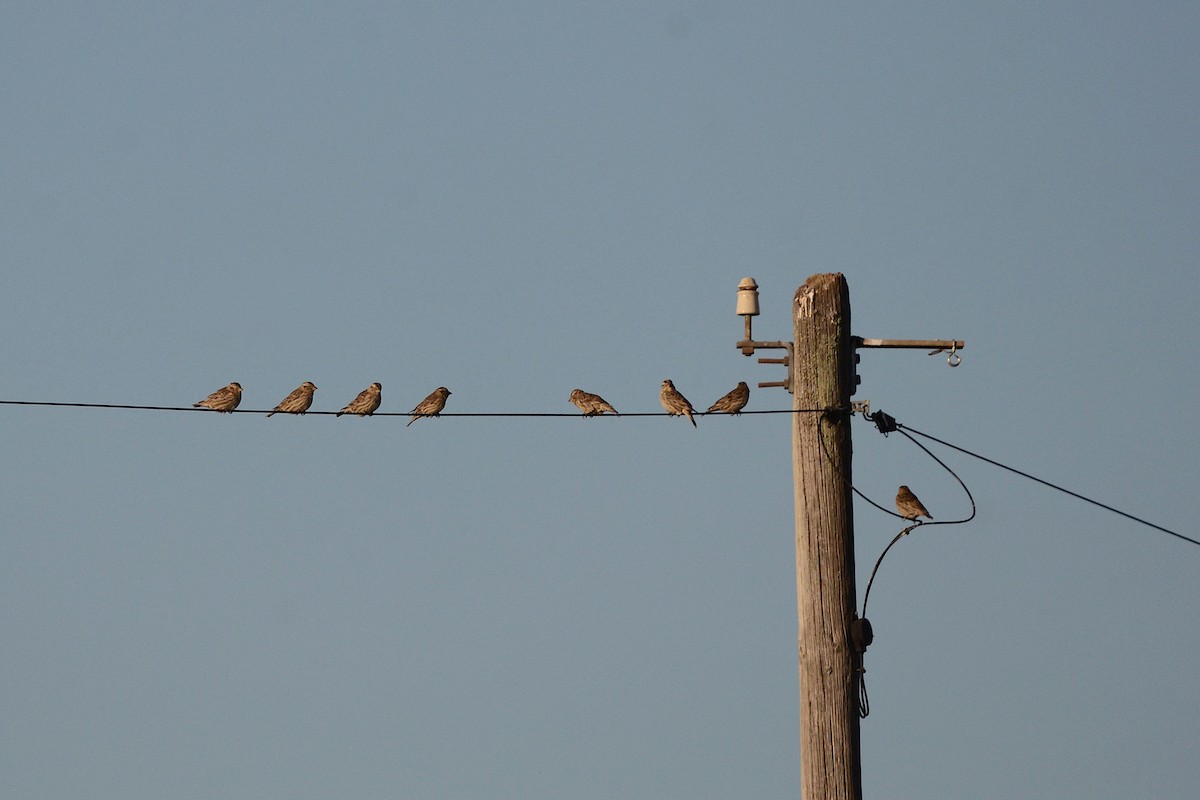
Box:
[736,340,794,393]
[854,337,965,367]
[854,338,965,350]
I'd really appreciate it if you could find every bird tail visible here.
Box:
[266,411,276,418]
[686,410,696,427]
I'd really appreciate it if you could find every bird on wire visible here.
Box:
[705,381,750,415]
[337,382,382,417]
[896,485,933,522]
[660,379,697,427]
[193,382,242,413]
[267,382,317,417]
[569,388,618,416]
[407,387,452,427]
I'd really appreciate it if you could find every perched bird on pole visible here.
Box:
[193,382,242,413]
[896,485,932,522]
[337,383,382,417]
[569,389,618,416]
[267,382,317,417]
[660,379,697,427]
[407,387,451,427]
[705,381,750,415]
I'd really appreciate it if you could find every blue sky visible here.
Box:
[2,3,1197,798]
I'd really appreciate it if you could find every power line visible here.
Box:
[7,396,1188,546]
[0,399,833,417]
[854,421,979,719]
[896,422,1197,549]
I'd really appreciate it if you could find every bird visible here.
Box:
[896,485,933,522]
[267,381,317,417]
[337,383,382,417]
[706,381,750,415]
[660,379,697,427]
[407,387,451,427]
[193,382,242,413]
[569,388,618,416]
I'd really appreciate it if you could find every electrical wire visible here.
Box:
[815,414,977,536]
[840,411,978,718]
[852,407,1194,717]
[0,400,832,417]
[855,422,978,680]
[11,395,1184,539]
[897,422,1197,549]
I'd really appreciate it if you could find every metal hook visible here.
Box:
[947,344,961,368]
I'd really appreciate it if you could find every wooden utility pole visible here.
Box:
[735,273,962,799]
[792,274,861,800]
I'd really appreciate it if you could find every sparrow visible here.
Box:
[705,381,750,415]
[896,485,933,522]
[569,388,618,416]
[337,382,382,417]
[660,379,697,427]
[193,382,242,413]
[267,381,317,417]
[407,387,451,427]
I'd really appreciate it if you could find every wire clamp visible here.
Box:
[866,409,898,436]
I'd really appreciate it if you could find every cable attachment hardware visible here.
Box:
[851,615,873,719]
[866,409,898,436]
[850,616,874,654]
[928,342,962,367]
